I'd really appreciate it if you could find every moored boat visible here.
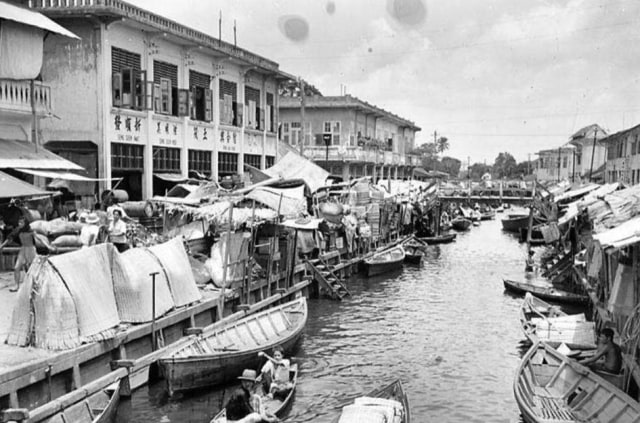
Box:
[451,217,471,231]
[364,245,405,277]
[503,278,589,305]
[501,215,545,233]
[514,342,640,423]
[210,364,299,423]
[480,209,496,220]
[336,379,410,423]
[403,244,423,264]
[520,293,596,350]
[158,297,308,395]
[418,233,457,244]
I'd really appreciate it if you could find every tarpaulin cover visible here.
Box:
[48,244,120,342]
[0,139,84,170]
[608,263,636,316]
[0,1,79,38]
[593,215,640,250]
[264,152,329,193]
[246,185,307,217]
[0,170,49,198]
[147,237,201,307]
[0,20,42,79]
[116,247,175,323]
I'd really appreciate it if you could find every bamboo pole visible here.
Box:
[218,203,234,320]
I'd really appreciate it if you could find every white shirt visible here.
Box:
[79,225,100,247]
[108,219,127,243]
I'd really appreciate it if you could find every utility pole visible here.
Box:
[298,77,305,156]
[527,153,531,175]
[557,147,561,182]
[589,127,598,182]
[433,130,437,144]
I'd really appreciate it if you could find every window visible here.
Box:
[244,154,262,169]
[265,155,275,168]
[153,147,181,172]
[220,79,241,126]
[111,143,144,171]
[576,154,581,166]
[154,60,179,116]
[189,70,213,122]
[266,93,275,132]
[111,47,146,110]
[282,122,290,144]
[245,86,261,130]
[188,149,212,176]
[218,152,238,176]
[562,156,568,168]
[322,121,341,145]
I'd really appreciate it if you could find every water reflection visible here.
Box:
[119,217,545,422]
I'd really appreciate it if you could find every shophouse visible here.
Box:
[0,2,83,188]
[23,0,289,201]
[534,144,576,183]
[601,123,640,185]
[279,95,422,181]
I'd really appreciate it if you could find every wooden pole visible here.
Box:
[589,127,598,182]
[219,203,233,319]
[30,80,38,153]
[149,271,159,350]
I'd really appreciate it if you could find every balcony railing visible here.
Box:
[304,145,406,166]
[0,80,51,115]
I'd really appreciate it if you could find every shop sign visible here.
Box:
[219,129,238,152]
[113,112,144,143]
[154,120,180,146]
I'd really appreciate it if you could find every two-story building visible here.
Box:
[24,0,289,201]
[534,144,576,183]
[278,95,422,181]
[0,1,83,185]
[601,123,640,185]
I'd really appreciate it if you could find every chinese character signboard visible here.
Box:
[109,111,146,144]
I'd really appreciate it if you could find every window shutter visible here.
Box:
[178,89,189,116]
[121,68,133,107]
[112,73,122,107]
[160,78,171,114]
[145,80,154,110]
[134,70,146,110]
[259,108,265,131]
[153,83,161,112]
[204,89,213,122]
[265,106,271,132]
[189,86,197,119]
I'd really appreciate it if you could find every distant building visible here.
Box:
[600,123,640,185]
[278,95,422,181]
[24,0,289,201]
[534,124,607,183]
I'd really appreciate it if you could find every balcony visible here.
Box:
[303,145,411,166]
[0,80,51,116]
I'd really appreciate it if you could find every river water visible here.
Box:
[117,214,562,423]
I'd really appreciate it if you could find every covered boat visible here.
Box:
[336,379,410,423]
[514,342,640,423]
[158,297,307,395]
[520,293,596,350]
[403,243,424,264]
[364,245,405,276]
[418,233,456,244]
[503,278,589,305]
[501,214,545,233]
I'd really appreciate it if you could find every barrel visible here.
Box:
[101,189,129,204]
[120,201,155,218]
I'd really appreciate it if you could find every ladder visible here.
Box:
[305,259,351,300]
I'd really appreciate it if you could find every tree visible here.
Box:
[411,142,438,158]
[493,152,517,179]
[468,163,492,180]
[436,137,449,156]
[440,156,461,177]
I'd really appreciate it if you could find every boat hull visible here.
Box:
[404,253,423,264]
[364,246,405,277]
[451,218,471,231]
[419,233,456,244]
[503,278,589,305]
[158,298,307,395]
[336,379,410,423]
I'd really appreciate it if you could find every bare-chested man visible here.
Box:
[579,328,622,374]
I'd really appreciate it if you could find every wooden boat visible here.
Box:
[451,216,471,231]
[403,244,423,264]
[480,209,496,220]
[158,297,308,395]
[418,233,456,245]
[29,380,121,423]
[503,278,590,305]
[520,293,596,350]
[364,245,405,277]
[501,215,545,233]
[514,341,640,423]
[336,379,410,423]
[210,364,299,423]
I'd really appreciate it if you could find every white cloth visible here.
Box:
[0,20,43,79]
[79,224,100,247]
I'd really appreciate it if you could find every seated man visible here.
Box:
[524,250,535,272]
[224,369,278,423]
[579,328,622,374]
[258,346,293,399]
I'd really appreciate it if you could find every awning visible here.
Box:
[0,140,84,171]
[16,168,114,181]
[554,184,600,203]
[154,173,188,183]
[263,152,329,193]
[593,216,640,250]
[0,1,79,39]
[0,170,51,198]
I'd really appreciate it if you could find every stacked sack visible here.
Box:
[31,219,84,249]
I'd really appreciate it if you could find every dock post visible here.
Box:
[150,271,159,351]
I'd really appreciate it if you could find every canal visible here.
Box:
[117,213,554,422]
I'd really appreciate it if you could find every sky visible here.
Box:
[128,0,640,165]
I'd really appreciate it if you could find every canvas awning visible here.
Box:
[0,140,84,170]
[15,168,115,181]
[554,184,600,203]
[0,170,51,198]
[264,152,329,193]
[0,1,79,39]
[593,216,640,250]
[154,173,188,183]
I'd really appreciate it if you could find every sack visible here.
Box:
[30,220,49,236]
[48,219,82,237]
[51,234,82,248]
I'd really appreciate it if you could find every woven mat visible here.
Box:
[148,237,201,307]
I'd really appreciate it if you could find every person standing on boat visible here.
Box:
[525,250,535,272]
[0,216,37,292]
[224,369,278,423]
[108,209,129,252]
[579,328,622,374]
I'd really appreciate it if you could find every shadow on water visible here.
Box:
[121,219,536,422]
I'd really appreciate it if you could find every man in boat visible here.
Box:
[224,369,278,423]
[257,347,293,399]
[579,328,622,374]
[525,250,535,272]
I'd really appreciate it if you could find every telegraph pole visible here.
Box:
[557,147,561,182]
[589,127,598,182]
[299,77,305,156]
